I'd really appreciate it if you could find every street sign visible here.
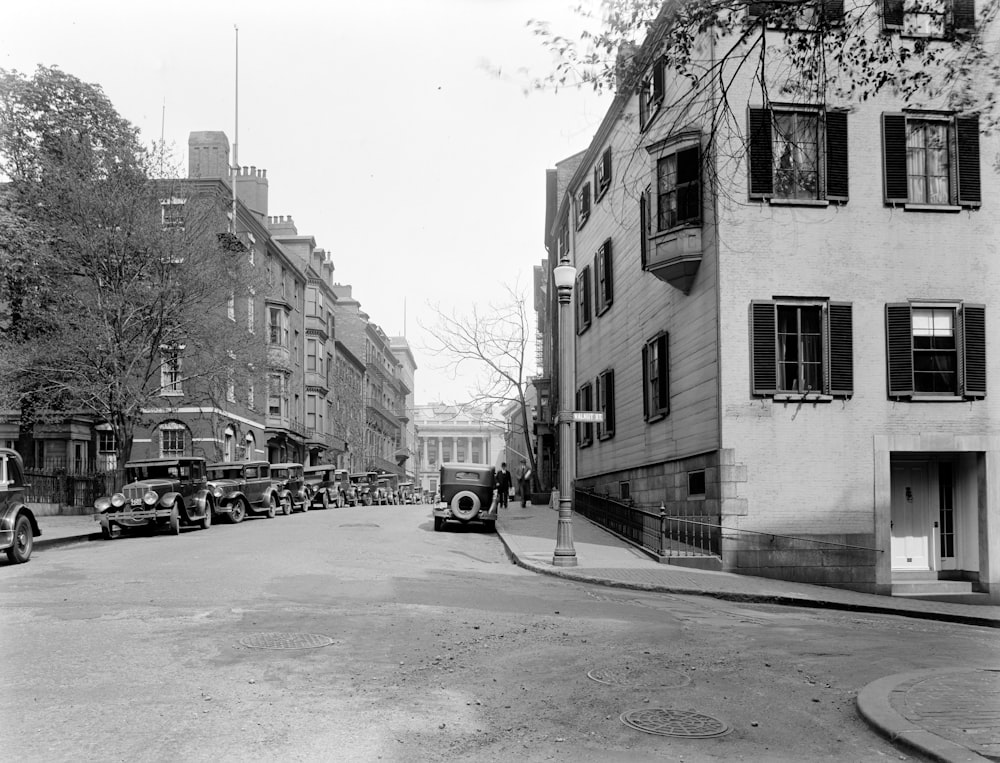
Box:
[568,411,604,423]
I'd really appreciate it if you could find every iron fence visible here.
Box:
[24,468,126,509]
[574,488,721,559]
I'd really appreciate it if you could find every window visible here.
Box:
[159,423,187,457]
[577,182,592,229]
[556,222,570,262]
[595,240,614,315]
[226,371,235,403]
[307,338,318,372]
[619,481,631,501]
[576,265,592,333]
[161,199,185,230]
[227,291,235,321]
[656,145,701,229]
[596,369,615,439]
[576,382,594,446]
[639,58,665,130]
[882,0,976,37]
[748,0,845,27]
[268,373,284,416]
[642,333,670,419]
[307,394,319,431]
[97,428,117,470]
[886,302,985,399]
[594,147,612,201]
[248,379,255,409]
[223,427,235,461]
[748,107,848,202]
[882,113,980,207]
[160,348,183,395]
[751,300,853,397]
[688,470,706,497]
[247,292,255,334]
[244,432,256,460]
[268,307,289,347]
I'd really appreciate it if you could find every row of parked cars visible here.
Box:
[92,457,422,540]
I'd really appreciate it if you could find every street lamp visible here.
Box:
[552,257,578,567]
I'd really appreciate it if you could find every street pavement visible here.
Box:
[23,507,1000,762]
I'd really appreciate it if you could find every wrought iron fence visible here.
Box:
[574,487,721,559]
[23,468,126,508]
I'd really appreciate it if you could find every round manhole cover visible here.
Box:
[621,708,731,738]
[239,632,335,650]
[588,666,691,688]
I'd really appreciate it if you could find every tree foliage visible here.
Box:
[420,283,540,483]
[0,66,266,465]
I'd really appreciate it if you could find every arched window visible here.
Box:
[244,432,256,461]
[223,426,235,462]
[157,421,189,457]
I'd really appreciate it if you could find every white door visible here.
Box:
[890,462,933,570]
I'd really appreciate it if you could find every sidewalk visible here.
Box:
[494,502,1000,763]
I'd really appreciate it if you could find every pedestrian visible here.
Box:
[516,458,532,507]
[496,462,512,509]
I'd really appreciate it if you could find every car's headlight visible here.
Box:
[143,491,158,505]
[94,497,111,512]
[213,486,224,499]
[110,493,126,508]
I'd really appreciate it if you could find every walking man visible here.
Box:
[516,458,532,507]
[496,462,512,509]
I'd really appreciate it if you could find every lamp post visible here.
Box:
[552,257,578,567]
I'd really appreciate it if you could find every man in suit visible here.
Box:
[495,462,513,509]
[516,459,532,507]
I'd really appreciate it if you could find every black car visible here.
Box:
[0,448,39,563]
[207,461,282,521]
[432,462,497,532]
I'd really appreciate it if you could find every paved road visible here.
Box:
[4,505,998,761]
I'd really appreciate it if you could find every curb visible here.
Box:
[35,532,103,551]
[494,531,1000,629]
[857,669,994,763]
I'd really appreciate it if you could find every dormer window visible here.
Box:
[639,58,665,131]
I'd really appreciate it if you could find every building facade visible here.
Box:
[544,4,998,597]
[413,405,504,499]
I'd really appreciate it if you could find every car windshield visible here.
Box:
[128,463,182,481]
[272,469,289,479]
[208,468,242,480]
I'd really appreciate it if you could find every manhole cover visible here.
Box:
[621,708,731,738]
[588,666,691,688]
[239,632,335,650]
[339,523,380,528]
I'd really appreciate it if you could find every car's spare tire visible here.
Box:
[450,490,481,521]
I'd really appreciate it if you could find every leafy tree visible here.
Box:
[420,283,540,489]
[0,66,266,466]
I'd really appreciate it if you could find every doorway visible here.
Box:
[890,461,935,571]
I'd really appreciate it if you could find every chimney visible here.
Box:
[615,41,639,95]
[236,165,269,221]
[188,131,230,179]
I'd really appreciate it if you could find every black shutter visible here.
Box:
[641,344,650,420]
[751,301,777,395]
[956,115,981,207]
[828,302,854,396]
[886,304,913,398]
[639,189,649,270]
[604,240,613,305]
[748,108,773,199]
[961,304,986,398]
[823,0,845,23]
[953,0,976,33]
[826,111,849,202]
[883,0,904,29]
[882,113,909,204]
[605,370,615,434]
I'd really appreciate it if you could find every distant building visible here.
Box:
[413,405,504,498]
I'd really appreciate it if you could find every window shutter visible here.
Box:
[657,334,670,414]
[748,108,773,198]
[882,113,909,204]
[603,240,614,305]
[823,0,845,23]
[605,370,615,434]
[575,388,583,444]
[956,115,981,207]
[953,0,976,33]
[826,111,849,202]
[641,344,650,420]
[882,0,904,29]
[639,189,649,270]
[885,303,914,398]
[750,301,777,395]
[961,304,986,398]
[828,302,854,396]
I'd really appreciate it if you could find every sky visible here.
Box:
[1,0,611,405]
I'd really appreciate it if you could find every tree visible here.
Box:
[0,66,267,466]
[420,283,540,489]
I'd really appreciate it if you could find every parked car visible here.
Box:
[376,476,397,505]
[95,457,213,538]
[398,481,416,504]
[207,461,281,522]
[335,469,356,506]
[303,465,343,509]
[0,448,39,563]
[349,472,375,506]
[271,463,311,513]
[432,462,497,532]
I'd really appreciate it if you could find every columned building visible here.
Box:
[412,404,504,499]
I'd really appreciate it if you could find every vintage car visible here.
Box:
[432,462,497,532]
[95,457,213,538]
[0,448,40,563]
[349,472,375,506]
[303,465,344,509]
[376,476,398,505]
[270,462,311,513]
[397,481,416,504]
[207,460,282,521]
[334,468,356,506]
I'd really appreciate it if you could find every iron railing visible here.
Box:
[574,488,721,559]
[24,468,126,508]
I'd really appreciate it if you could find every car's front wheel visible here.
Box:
[266,495,277,519]
[6,514,33,563]
[228,500,245,524]
[169,503,181,535]
[200,502,212,530]
[281,496,292,515]
[321,492,330,510]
